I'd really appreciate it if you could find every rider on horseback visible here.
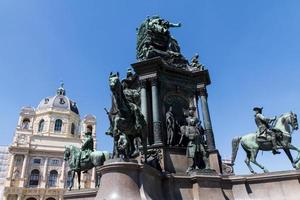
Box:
[253,107,280,155]
[75,131,94,171]
[122,69,143,131]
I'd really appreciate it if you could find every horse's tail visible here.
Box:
[231,136,242,165]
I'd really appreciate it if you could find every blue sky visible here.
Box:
[1,0,300,174]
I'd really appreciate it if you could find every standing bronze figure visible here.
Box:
[180,108,209,172]
[166,106,175,146]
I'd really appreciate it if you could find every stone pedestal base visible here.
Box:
[161,147,191,174]
[95,160,164,200]
[208,149,222,174]
[66,166,300,200]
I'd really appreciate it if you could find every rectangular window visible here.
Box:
[33,159,41,164]
[50,159,60,166]
[15,157,22,165]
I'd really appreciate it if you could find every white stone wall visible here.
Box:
[4,94,97,199]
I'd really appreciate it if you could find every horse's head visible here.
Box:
[289,112,298,131]
[109,72,121,92]
[64,146,71,161]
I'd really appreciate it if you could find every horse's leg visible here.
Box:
[113,136,119,159]
[287,144,300,164]
[250,149,269,173]
[170,131,174,145]
[77,171,81,190]
[283,148,297,168]
[167,130,170,145]
[68,170,75,191]
[244,151,255,174]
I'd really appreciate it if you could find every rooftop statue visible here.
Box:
[231,109,300,174]
[136,16,189,68]
[189,53,205,71]
[64,132,110,190]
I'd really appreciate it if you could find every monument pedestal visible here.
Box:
[208,149,222,174]
[95,160,164,200]
[161,147,191,174]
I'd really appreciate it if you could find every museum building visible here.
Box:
[4,84,97,200]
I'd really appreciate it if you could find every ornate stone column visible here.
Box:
[59,160,66,188]
[19,154,28,187]
[140,80,150,146]
[151,78,162,145]
[6,154,15,181]
[198,85,215,151]
[140,80,148,122]
[20,154,28,178]
[198,84,221,173]
[41,157,49,187]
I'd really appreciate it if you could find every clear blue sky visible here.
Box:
[1,0,300,174]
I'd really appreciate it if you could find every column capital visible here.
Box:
[140,80,147,88]
[150,78,158,86]
[198,86,208,97]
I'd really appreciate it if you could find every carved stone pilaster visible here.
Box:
[153,121,162,144]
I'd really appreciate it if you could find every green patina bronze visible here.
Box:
[136,16,188,68]
[180,107,209,172]
[64,133,110,191]
[232,111,300,174]
[106,72,146,159]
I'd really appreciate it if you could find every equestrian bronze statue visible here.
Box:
[64,132,110,190]
[231,110,299,174]
[106,71,146,159]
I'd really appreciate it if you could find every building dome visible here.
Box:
[36,83,79,114]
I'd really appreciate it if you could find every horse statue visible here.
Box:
[64,145,110,190]
[107,72,146,158]
[231,112,299,173]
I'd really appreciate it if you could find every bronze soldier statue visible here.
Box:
[117,133,129,159]
[166,106,175,146]
[75,131,94,171]
[180,108,209,172]
[253,107,279,154]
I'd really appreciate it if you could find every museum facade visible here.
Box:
[4,84,97,200]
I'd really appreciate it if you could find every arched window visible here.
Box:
[54,119,62,132]
[27,198,37,200]
[71,123,75,135]
[48,170,58,187]
[86,125,93,133]
[22,118,30,129]
[38,119,44,132]
[29,169,40,187]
